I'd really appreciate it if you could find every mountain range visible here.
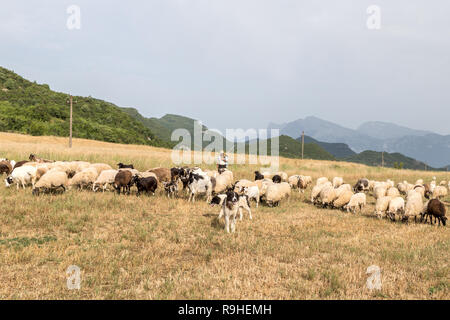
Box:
[269,116,450,168]
[0,66,448,171]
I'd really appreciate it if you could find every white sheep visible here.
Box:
[403,191,423,222]
[316,177,329,186]
[264,182,291,207]
[32,171,68,195]
[243,185,260,208]
[233,179,254,193]
[69,167,98,190]
[386,187,400,197]
[335,184,352,198]
[288,175,301,189]
[332,177,344,188]
[415,179,424,185]
[374,186,387,199]
[333,190,353,209]
[319,185,337,207]
[89,163,113,176]
[387,197,405,221]
[93,169,119,192]
[431,186,448,199]
[212,170,234,194]
[374,196,393,219]
[344,193,366,213]
[310,181,332,204]
[5,165,37,189]
[296,175,311,193]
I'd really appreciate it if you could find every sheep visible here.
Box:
[132,175,158,196]
[163,181,178,198]
[297,175,311,193]
[187,172,214,203]
[28,154,53,163]
[318,185,338,208]
[311,181,332,204]
[386,179,395,188]
[93,169,119,192]
[373,186,387,200]
[5,165,37,189]
[397,182,408,195]
[374,196,393,219]
[32,171,68,195]
[301,175,312,186]
[119,168,139,176]
[258,179,275,198]
[243,185,260,208]
[114,170,134,195]
[170,167,186,182]
[403,191,423,223]
[288,175,301,189]
[254,171,265,181]
[424,199,447,226]
[13,160,29,169]
[429,186,448,200]
[332,177,344,188]
[386,187,400,197]
[335,184,352,198]
[255,171,287,182]
[272,175,282,183]
[353,178,369,192]
[212,170,234,194]
[263,182,291,207]
[117,163,134,169]
[316,177,329,186]
[68,167,98,190]
[0,161,12,176]
[415,179,424,185]
[148,167,171,183]
[89,163,113,176]
[368,180,377,192]
[387,197,405,221]
[233,179,254,193]
[413,185,425,197]
[333,190,354,209]
[344,193,366,213]
[439,180,447,186]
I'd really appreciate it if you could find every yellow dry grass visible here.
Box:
[0,132,449,299]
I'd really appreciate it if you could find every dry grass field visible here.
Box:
[0,132,449,299]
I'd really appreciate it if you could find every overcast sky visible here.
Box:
[1,0,449,134]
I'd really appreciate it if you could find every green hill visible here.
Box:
[0,67,170,147]
[344,150,437,170]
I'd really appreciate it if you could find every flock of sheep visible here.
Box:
[0,154,448,233]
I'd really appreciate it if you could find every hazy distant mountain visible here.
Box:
[383,134,450,168]
[297,136,356,159]
[268,116,382,152]
[270,116,450,168]
[357,121,432,140]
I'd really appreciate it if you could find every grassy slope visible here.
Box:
[0,67,169,148]
[0,132,448,299]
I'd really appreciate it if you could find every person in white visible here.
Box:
[217,151,228,172]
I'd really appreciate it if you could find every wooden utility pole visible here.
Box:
[301,131,305,160]
[66,96,76,148]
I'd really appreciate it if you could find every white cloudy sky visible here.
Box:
[1,0,449,134]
